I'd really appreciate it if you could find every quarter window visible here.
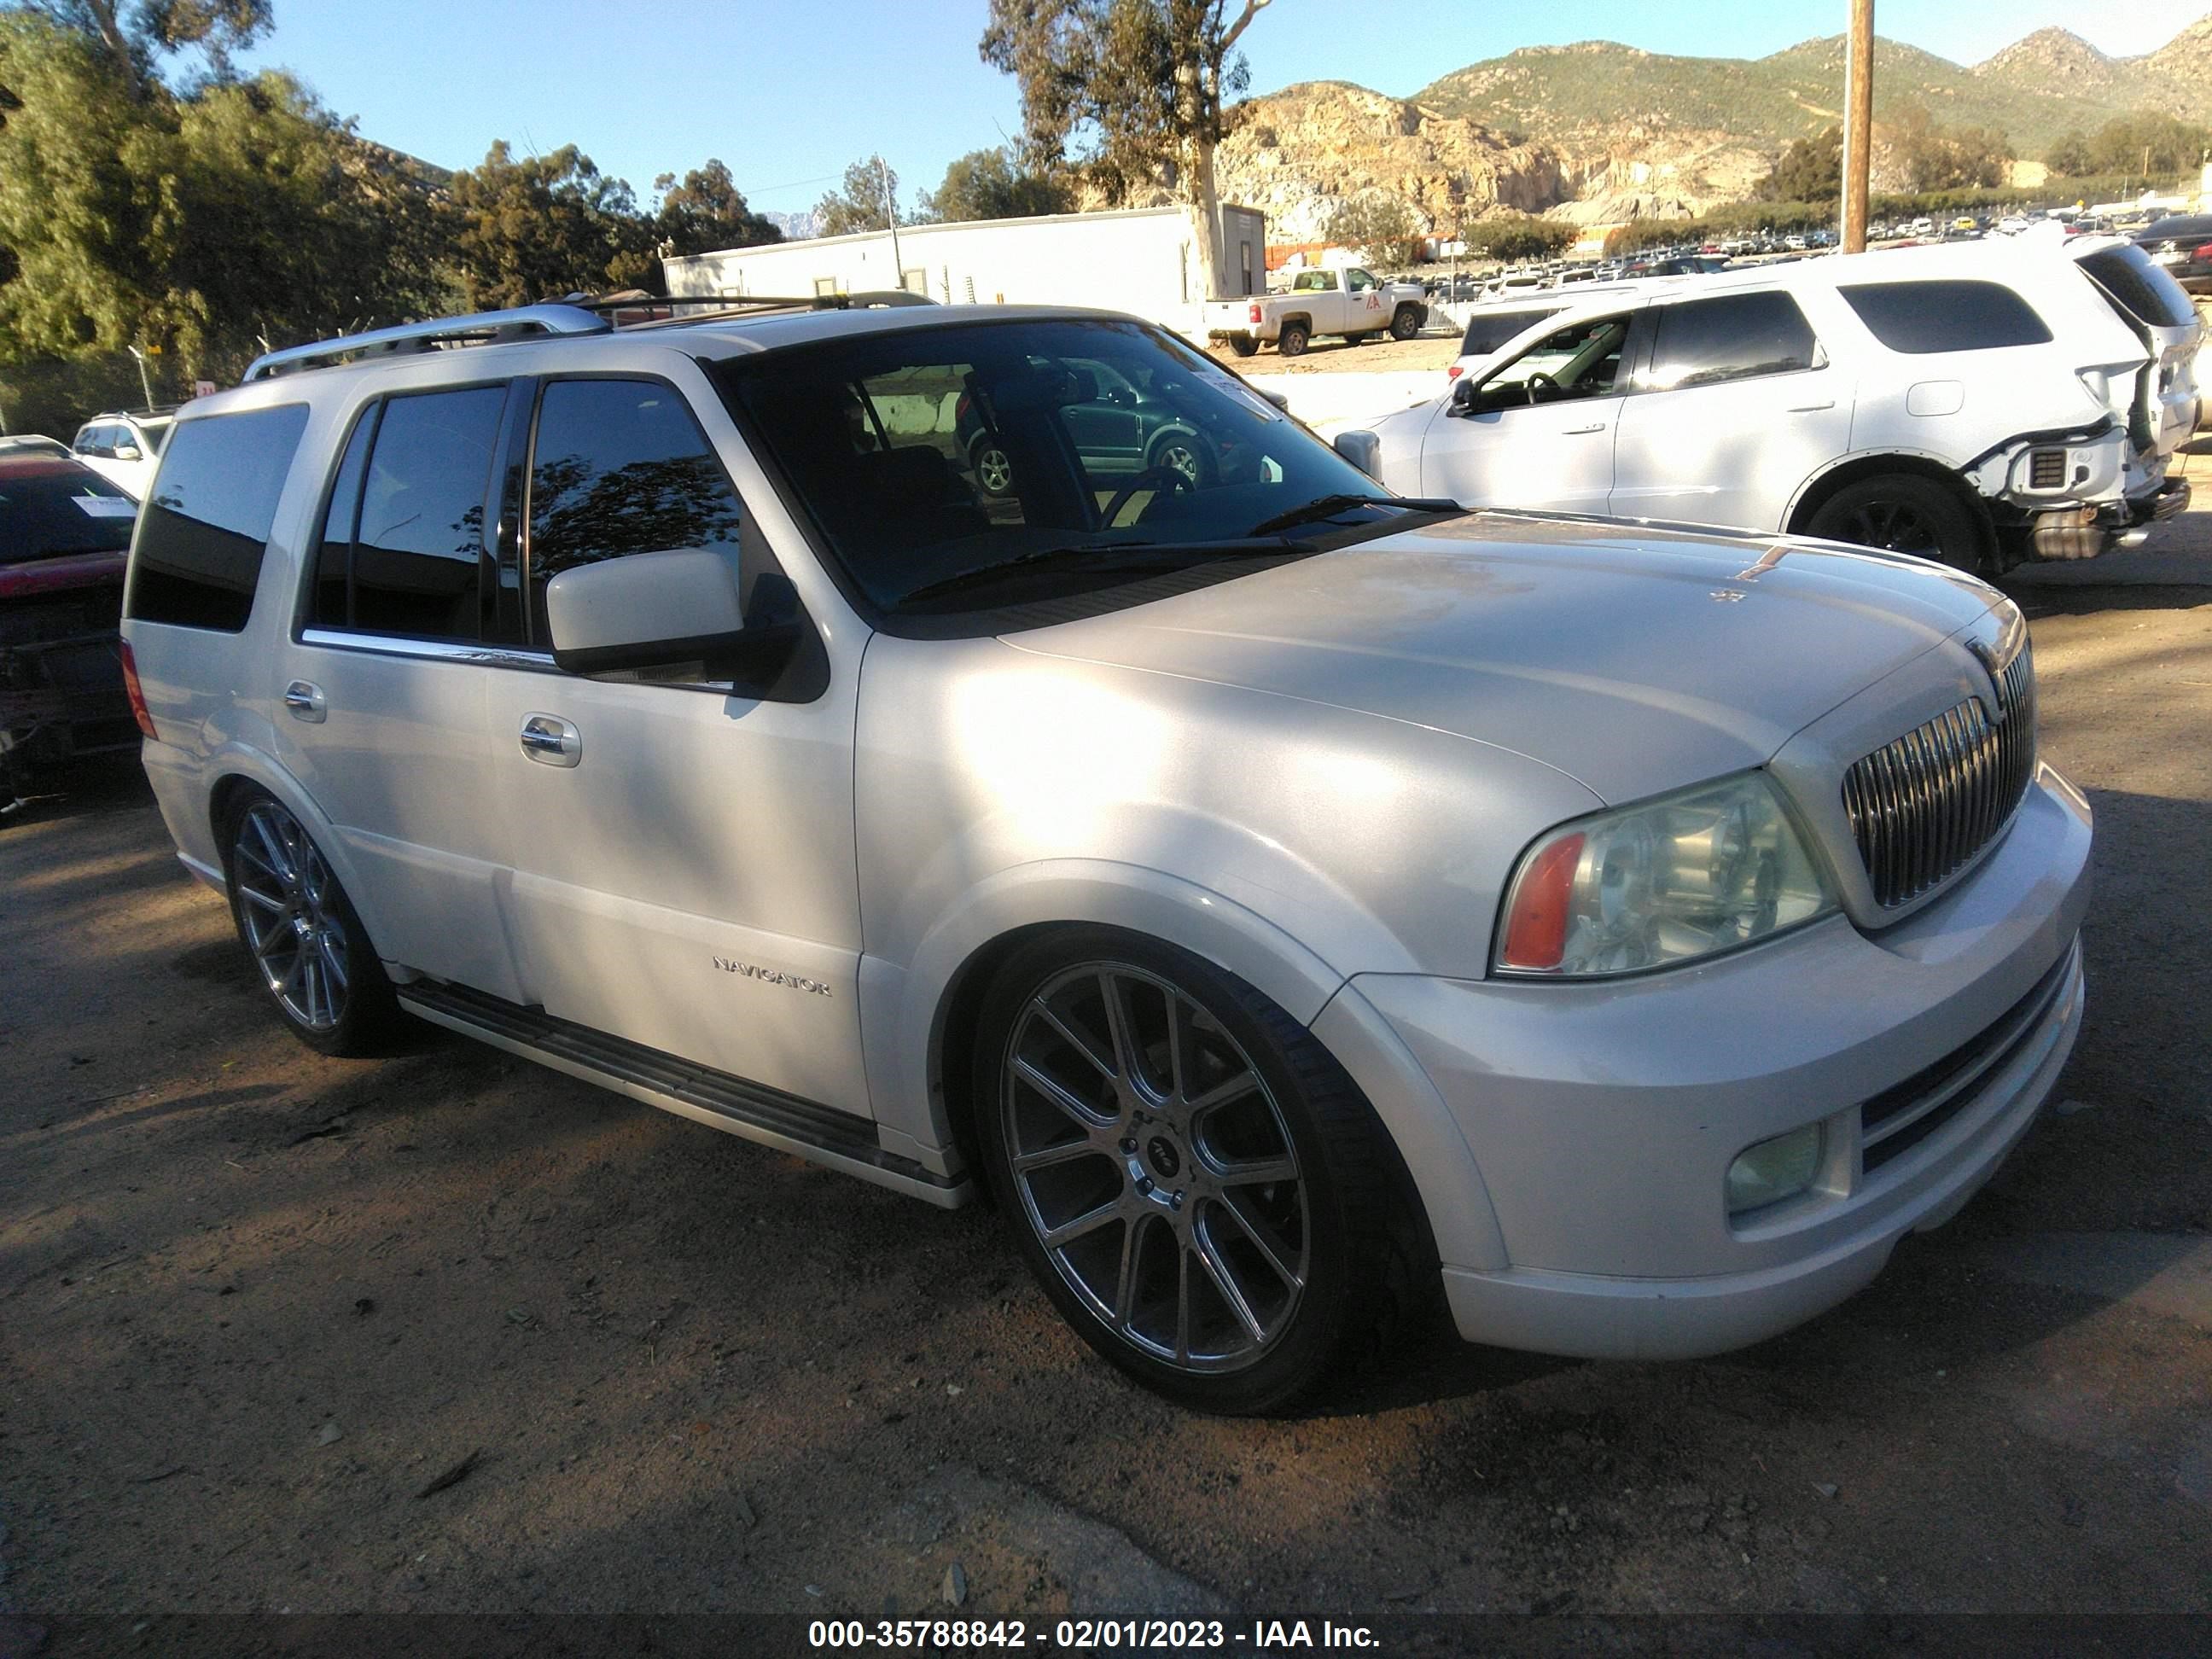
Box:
[1643,292,1820,391]
[524,379,745,643]
[125,404,310,632]
[1841,280,2053,353]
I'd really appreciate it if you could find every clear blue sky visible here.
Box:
[241,1,2210,218]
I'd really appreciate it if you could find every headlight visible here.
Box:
[1494,771,1836,977]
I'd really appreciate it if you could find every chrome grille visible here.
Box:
[1840,644,2036,908]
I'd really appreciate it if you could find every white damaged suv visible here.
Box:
[1349,241,2189,569]
[121,298,2090,1411]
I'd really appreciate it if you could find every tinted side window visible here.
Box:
[311,405,378,628]
[525,379,744,641]
[1462,306,1565,356]
[350,386,505,640]
[125,405,310,632]
[1644,292,1819,392]
[1841,281,2053,353]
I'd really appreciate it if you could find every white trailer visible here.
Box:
[662,204,1266,338]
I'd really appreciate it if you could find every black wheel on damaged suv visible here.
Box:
[221,788,401,1056]
[972,927,1433,1413]
[1805,473,1985,573]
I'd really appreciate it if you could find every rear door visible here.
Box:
[1610,288,1848,533]
[282,381,525,998]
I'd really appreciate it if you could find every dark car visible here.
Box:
[0,455,142,805]
[2133,214,2212,296]
[955,353,1214,500]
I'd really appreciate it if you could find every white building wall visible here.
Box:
[664,204,1266,338]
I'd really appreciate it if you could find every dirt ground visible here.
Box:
[1205,328,1458,375]
[2,449,2209,1644]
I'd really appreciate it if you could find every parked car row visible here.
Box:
[1340,238,2196,573]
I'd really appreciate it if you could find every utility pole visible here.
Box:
[127,345,155,412]
[1842,0,1874,253]
[878,156,905,293]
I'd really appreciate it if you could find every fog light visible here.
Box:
[1726,1125,1823,1215]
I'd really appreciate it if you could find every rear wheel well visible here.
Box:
[1788,455,1997,567]
[208,772,258,859]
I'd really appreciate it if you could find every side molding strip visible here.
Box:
[398,979,973,1208]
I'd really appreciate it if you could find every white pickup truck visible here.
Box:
[1205,267,1428,358]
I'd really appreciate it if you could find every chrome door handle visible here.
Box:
[282,681,326,724]
[1787,400,1837,412]
[1562,422,1607,435]
[520,713,581,768]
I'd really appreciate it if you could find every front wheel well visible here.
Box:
[932,923,1079,1196]
[1787,455,1998,567]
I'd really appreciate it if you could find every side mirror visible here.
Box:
[1257,387,1292,411]
[1448,380,1479,416]
[1332,430,1382,479]
[114,443,143,461]
[545,547,779,678]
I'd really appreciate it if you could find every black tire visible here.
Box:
[1347,329,1371,346]
[1804,474,1985,573]
[1277,322,1310,358]
[1147,429,1215,490]
[1389,304,1422,341]
[220,787,402,1057]
[1227,335,1260,358]
[972,927,1430,1414]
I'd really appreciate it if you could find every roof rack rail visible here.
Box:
[241,304,612,382]
[568,289,940,325]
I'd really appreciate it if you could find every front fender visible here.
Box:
[859,859,1511,1272]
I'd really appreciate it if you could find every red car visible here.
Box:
[0,454,142,806]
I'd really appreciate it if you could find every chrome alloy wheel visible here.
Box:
[1000,963,1310,1372]
[230,800,350,1032]
[975,443,1015,496]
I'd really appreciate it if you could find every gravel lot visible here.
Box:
[2,445,2208,1641]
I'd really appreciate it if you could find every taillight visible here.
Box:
[1498,832,1585,972]
[1248,303,1262,325]
[119,638,157,741]
[1447,364,1463,380]
[2195,243,2212,263]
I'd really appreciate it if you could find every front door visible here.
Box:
[1417,310,1639,513]
[477,370,870,1115]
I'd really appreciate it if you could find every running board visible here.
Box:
[398,980,973,1208]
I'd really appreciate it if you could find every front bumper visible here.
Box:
[1342,765,2093,1361]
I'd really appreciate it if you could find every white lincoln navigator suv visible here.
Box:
[120,296,2091,1412]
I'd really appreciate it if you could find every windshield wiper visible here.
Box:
[1243,494,1462,538]
[897,538,1303,607]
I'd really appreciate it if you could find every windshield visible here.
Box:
[0,466,138,563]
[716,317,1424,621]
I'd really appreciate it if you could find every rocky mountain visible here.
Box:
[1222,17,2210,243]
[762,209,818,242]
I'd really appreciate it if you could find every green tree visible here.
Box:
[1324,194,1422,265]
[2044,130,2092,177]
[653,159,781,256]
[1883,103,2012,194]
[9,0,271,96]
[815,154,905,237]
[2084,113,2212,178]
[914,147,1073,222]
[445,141,658,307]
[981,0,1273,297]
[1761,126,1841,204]
[1463,212,1574,265]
